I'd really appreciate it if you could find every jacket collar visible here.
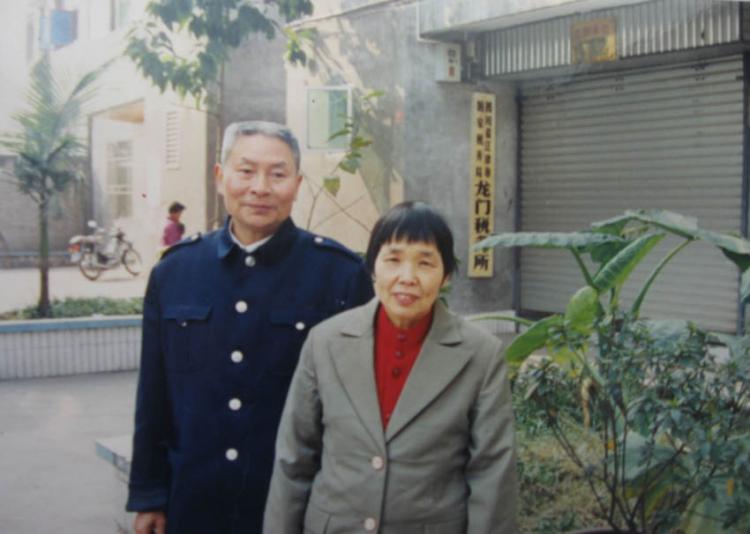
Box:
[216,217,298,264]
[341,297,462,346]
[332,298,466,447]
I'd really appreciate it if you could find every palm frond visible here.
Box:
[1,53,108,201]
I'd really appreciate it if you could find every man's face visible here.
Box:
[215,134,302,244]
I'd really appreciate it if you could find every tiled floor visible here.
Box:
[0,371,137,533]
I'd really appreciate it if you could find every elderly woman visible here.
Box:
[263,202,518,533]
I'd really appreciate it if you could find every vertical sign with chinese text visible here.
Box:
[469,93,495,278]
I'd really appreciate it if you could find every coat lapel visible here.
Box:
[329,298,386,451]
[384,302,469,443]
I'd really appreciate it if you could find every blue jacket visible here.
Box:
[126,218,373,533]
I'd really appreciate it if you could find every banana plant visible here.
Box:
[475,209,750,533]
[475,209,750,366]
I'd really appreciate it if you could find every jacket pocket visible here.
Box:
[267,309,329,376]
[163,304,212,373]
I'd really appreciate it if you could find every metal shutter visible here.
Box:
[519,56,743,332]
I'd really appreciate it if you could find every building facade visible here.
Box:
[285,0,750,331]
[1,0,212,269]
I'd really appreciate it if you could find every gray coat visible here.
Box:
[263,299,518,534]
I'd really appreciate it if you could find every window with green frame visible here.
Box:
[307,87,350,150]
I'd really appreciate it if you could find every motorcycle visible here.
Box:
[68,220,143,280]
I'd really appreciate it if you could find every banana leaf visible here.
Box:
[593,209,750,300]
[590,213,634,235]
[693,228,750,301]
[505,314,563,364]
[474,231,624,251]
[469,313,534,327]
[593,233,665,292]
[564,286,601,335]
[626,209,699,239]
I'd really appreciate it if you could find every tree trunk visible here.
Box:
[37,199,51,317]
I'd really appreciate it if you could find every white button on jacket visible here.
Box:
[370,456,384,470]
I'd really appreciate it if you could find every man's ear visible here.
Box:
[293,173,303,200]
[214,163,225,196]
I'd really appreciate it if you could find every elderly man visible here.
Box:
[126,121,373,534]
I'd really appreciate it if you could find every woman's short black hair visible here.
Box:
[365,201,456,277]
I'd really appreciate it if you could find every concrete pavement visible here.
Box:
[0,267,148,313]
[0,371,137,533]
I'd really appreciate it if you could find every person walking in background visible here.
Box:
[126,121,373,534]
[264,201,519,533]
[161,201,185,247]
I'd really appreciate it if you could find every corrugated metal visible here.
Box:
[483,0,740,76]
[0,318,141,379]
[519,56,743,332]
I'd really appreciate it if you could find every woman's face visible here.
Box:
[373,239,447,329]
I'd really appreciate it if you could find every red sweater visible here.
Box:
[374,305,434,429]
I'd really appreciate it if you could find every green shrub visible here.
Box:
[0,297,143,320]
[517,432,607,533]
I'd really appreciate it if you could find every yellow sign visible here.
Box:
[468,93,495,278]
[571,18,617,64]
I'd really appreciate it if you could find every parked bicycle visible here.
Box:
[68,221,143,280]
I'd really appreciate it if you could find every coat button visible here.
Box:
[228,398,242,411]
[230,350,244,363]
[391,367,402,378]
[314,236,324,244]
[364,517,377,531]
[394,350,403,359]
[235,300,248,313]
[371,456,384,470]
[180,321,188,327]
[295,321,305,331]
[244,255,256,267]
[225,448,238,461]
[397,333,407,342]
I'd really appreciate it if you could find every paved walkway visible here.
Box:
[0,371,137,533]
[0,267,148,313]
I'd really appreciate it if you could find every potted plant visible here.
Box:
[477,209,750,533]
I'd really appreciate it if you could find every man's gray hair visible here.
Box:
[220,121,301,171]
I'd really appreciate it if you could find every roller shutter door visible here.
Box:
[519,56,743,332]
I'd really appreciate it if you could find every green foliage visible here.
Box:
[303,90,382,234]
[476,231,624,252]
[0,297,143,320]
[591,232,664,294]
[478,209,750,532]
[515,430,606,532]
[505,315,563,364]
[125,0,314,107]
[0,54,105,317]
[1,55,102,204]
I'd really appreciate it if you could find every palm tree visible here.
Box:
[1,53,105,317]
